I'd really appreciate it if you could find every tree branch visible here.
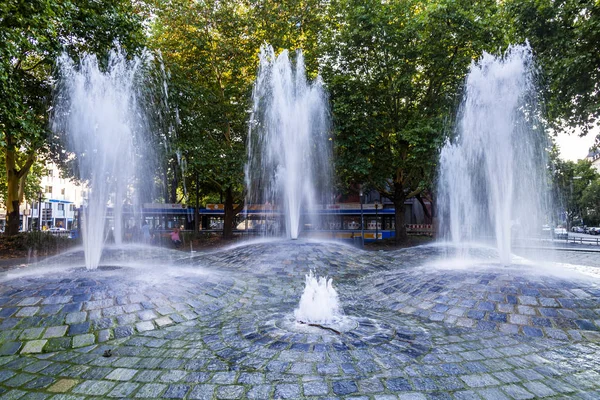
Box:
[16,152,36,180]
[22,58,46,72]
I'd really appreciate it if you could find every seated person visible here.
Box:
[170,227,182,247]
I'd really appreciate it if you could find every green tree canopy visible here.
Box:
[503,0,600,135]
[1,0,145,235]
[321,0,502,242]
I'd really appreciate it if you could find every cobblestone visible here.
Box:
[0,243,599,398]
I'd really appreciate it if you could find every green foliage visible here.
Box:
[502,0,600,135]
[0,147,44,203]
[0,231,73,252]
[551,153,600,226]
[1,0,145,234]
[580,180,600,225]
[149,0,253,190]
[320,0,502,209]
[148,0,326,205]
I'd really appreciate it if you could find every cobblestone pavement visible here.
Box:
[0,241,599,399]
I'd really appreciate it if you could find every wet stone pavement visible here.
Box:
[0,241,599,399]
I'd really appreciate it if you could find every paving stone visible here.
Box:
[398,394,427,400]
[67,322,90,336]
[66,312,87,324]
[188,384,216,400]
[23,376,55,390]
[135,320,155,332]
[72,334,95,348]
[211,371,236,384]
[47,379,79,393]
[502,384,535,399]
[0,341,22,355]
[114,325,135,338]
[333,380,358,395]
[216,385,245,399]
[134,383,167,398]
[43,325,68,338]
[477,387,511,400]
[2,242,600,400]
[20,340,47,354]
[162,384,190,398]
[19,327,45,340]
[274,383,301,399]
[97,329,112,342]
[386,378,412,392]
[155,316,174,327]
[460,374,500,388]
[304,381,329,396]
[4,372,36,387]
[523,381,556,397]
[16,306,39,317]
[106,382,139,397]
[105,368,138,381]
[0,389,28,399]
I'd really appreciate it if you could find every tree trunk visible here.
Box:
[415,193,432,223]
[223,187,235,239]
[393,182,408,244]
[170,159,178,204]
[194,172,200,237]
[4,145,35,236]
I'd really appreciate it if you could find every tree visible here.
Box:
[149,0,258,238]
[551,155,599,227]
[149,0,326,239]
[580,179,600,226]
[502,0,600,136]
[0,0,145,235]
[321,0,502,242]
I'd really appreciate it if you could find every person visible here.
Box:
[170,227,181,248]
[141,221,151,244]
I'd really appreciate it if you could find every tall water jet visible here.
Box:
[246,45,331,239]
[52,49,148,270]
[438,44,550,265]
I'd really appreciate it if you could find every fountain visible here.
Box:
[437,44,550,265]
[52,49,148,270]
[245,45,331,239]
[295,270,342,325]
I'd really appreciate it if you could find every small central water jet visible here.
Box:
[438,44,550,265]
[245,45,331,239]
[295,270,342,326]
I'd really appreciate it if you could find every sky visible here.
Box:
[554,126,598,162]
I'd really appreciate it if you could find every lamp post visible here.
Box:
[374,200,379,241]
[359,187,364,248]
[37,191,43,231]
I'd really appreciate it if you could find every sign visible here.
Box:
[143,203,184,209]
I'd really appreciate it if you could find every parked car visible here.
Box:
[589,227,600,235]
[553,227,568,239]
[571,226,584,233]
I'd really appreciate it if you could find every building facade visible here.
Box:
[587,149,600,172]
[0,162,87,231]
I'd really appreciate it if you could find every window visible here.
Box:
[69,204,76,211]
[45,186,53,194]
[46,169,54,177]
[58,203,64,211]
[61,188,66,195]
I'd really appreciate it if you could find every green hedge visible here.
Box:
[0,232,75,252]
